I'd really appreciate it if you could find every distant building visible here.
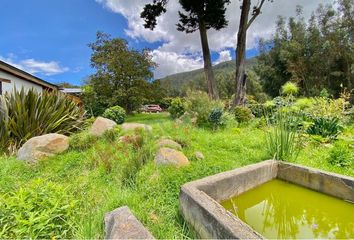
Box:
[0,60,58,95]
[59,87,83,105]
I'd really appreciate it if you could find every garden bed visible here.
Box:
[0,113,353,238]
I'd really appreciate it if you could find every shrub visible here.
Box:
[0,179,77,239]
[168,97,186,119]
[281,82,299,96]
[305,97,347,120]
[248,104,265,118]
[272,96,287,108]
[328,141,353,167]
[159,97,173,110]
[208,108,224,129]
[293,98,315,110]
[102,106,126,124]
[69,131,98,151]
[0,88,85,152]
[266,109,301,161]
[319,88,330,98]
[234,106,253,123]
[307,117,343,139]
[220,112,236,128]
[185,91,223,126]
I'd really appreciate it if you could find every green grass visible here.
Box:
[0,113,353,238]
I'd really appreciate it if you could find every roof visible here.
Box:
[0,60,58,90]
[60,88,83,94]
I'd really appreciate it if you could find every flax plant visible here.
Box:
[0,88,85,153]
[266,108,301,161]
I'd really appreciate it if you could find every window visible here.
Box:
[0,78,11,95]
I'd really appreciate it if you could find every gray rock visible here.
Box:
[90,117,117,136]
[154,147,189,167]
[195,151,205,160]
[121,123,152,132]
[105,206,154,239]
[157,138,182,150]
[17,133,69,163]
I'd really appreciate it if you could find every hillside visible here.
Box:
[159,57,257,95]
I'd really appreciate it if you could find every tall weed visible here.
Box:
[266,109,301,161]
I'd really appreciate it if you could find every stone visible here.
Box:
[157,138,182,150]
[90,117,117,136]
[154,147,189,167]
[195,151,205,160]
[105,206,154,239]
[121,123,152,132]
[17,133,69,163]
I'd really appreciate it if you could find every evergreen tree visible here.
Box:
[255,1,353,98]
[86,32,156,114]
[141,0,230,100]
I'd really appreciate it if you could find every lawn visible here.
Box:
[0,112,353,238]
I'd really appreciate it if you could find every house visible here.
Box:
[59,87,83,105]
[0,60,58,95]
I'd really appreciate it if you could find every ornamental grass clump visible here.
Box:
[266,108,301,161]
[0,88,85,152]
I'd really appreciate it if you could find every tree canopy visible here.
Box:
[255,0,354,98]
[141,0,230,100]
[84,32,158,115]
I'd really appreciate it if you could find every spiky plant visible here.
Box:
[0,88,85,152]
[266,108,301,161]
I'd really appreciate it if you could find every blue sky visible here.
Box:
[0,0,328,86]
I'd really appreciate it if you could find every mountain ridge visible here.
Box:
[158,58,257,93]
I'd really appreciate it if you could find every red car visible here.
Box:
[141,104,162,113]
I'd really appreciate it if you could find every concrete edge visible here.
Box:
[278,161,354,201]
[179,160,354,239]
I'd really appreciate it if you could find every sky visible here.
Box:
[0,0,333,86]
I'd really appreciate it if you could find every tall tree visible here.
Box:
[141,0,230,100]
[233,0,270,106]
[255,1,354,98]
[86,32,156,114]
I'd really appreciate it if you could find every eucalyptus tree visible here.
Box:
[255,0,353,98]
[141,0,231,100]
[233,0,271,106]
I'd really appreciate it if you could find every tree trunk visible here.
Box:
[233,0,251,106]
[199,20,219,100]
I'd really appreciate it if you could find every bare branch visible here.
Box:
[246,0,266,30]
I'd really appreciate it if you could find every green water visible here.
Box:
[221,179,354,239]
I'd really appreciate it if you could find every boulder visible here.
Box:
[157,139,182,150]
[90,117,117,136]
[121,123,152,132]
[154,147,189,167]
[195,151,205,160]
[17,133,69,163]
[105,206,154,239]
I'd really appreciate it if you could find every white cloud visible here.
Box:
[0,55,69,76]
[151,50,203,79]
[97,0,334,78]
[215,50,232,65]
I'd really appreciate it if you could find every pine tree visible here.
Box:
[141,0,231,100]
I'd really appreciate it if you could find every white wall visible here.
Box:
[0,70,43,94]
